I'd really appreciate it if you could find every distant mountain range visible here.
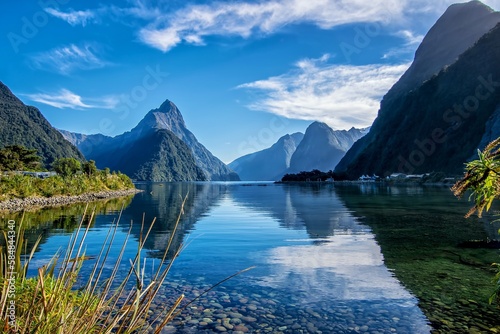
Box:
[0,81,84,167]
[3,1,499,182]
[288,123,368,174]
[61,100,239,181]
[229,122,367,181]
[336,0,500,178]
[229,132,304,181]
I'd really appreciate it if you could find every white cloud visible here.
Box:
[134,0,500,52]
[24,89,119,110]
[237,57,409,129]
[30,43,110,75]
[382,30,424,59]
[137,0,407,52]
[396,30,424,45]
[45,8,97,26]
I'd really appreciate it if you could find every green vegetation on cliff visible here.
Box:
[337,23,500,178]
[114,129,207,182]
[0,82,84,167]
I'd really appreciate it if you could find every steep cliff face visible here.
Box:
[229,132,304,181]
[336,1,500,177]
[386,0,500,100]
[134,100,239,181]
[114,129,206,182]
[0,81,84,167]
[337,21,500,177]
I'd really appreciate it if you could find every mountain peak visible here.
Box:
[152,99,187,129]
[385,0,500,99]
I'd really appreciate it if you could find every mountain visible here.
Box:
[58,131,112,157]
[229,132,304,181]
[336,1,500,177]
[131,100,239,181]
[112,129,206,182]
[62,99,239,181]
[0,81,84,167]
[386,0,500,100]
[336,15,500,177]
[288,122,368,173]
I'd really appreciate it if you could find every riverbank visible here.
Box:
[0,188,142,212]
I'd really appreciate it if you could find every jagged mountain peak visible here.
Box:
[63,98,239,181]
[137,99,187,133]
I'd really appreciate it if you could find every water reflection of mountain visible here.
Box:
[1,196,134,254]
[333,183,495,244]
[117,183,226,258]
[229,183,366,240]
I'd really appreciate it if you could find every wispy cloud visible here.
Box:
[45,8,97,26]
[24,89,119,110]
[30,43,110,75]
[237,56,409,129]
[396,30,424,45]
[137,0,407,52]
[382,29,424,59]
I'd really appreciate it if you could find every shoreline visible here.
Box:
[0,188,143,212]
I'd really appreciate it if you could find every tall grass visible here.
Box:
[0,199,187,333]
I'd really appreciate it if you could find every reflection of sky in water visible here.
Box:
[258,232,416,302]
[20,183,431,332]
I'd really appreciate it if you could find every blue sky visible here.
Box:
[2,0,499,163]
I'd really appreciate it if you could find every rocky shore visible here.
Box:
[0,188,142,212]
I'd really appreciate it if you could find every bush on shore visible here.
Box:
[0,169,135,202]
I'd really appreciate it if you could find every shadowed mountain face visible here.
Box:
[135,100,239,181]
[0,81,84,167]
[62,99,239,181]
[336,1,500,177]
[386,0,500,101]
[288,122,367,173]
[229,132,304,181]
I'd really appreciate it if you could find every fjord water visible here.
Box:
[20,183,500,333]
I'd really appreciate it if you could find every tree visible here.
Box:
[52,158,81,177]
[0,145,41,171]
[82,160,97,176]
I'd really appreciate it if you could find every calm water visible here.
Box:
[10,183,500,333]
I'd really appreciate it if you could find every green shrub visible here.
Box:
[0,171,135,201]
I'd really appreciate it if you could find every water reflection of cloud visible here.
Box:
[257,231,417,303]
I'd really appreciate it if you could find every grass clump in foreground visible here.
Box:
[0,169,135,201]
[0,200,187,334]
